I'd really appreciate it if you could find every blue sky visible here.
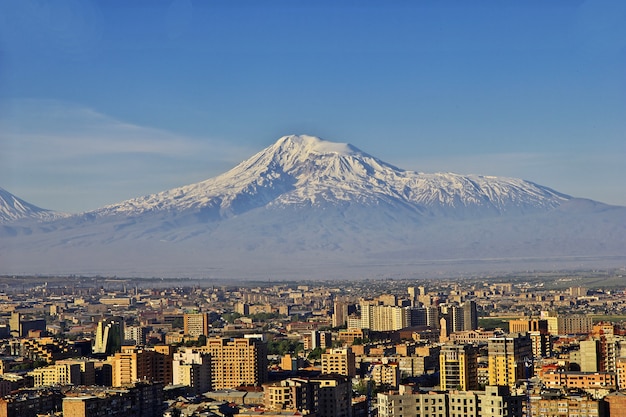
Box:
[1,0,625,212]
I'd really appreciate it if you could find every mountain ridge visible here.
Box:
[85,135,571,221]
[1,135,624,279]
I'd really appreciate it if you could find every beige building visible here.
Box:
[557,315,594,335]
[529,393,604,417]
[370,362,401,388]
[29,362,82,387]
[260,375,352,417]
[321,348,356,377]
[202,336,268,390]
[110,345,173,387]
[183,312,209,337]
[378,385,524,417]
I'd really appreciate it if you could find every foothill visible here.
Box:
[0,269,625,417]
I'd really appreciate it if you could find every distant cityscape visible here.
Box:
[0,269,625,416]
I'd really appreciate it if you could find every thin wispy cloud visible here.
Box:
[0,99,255,212]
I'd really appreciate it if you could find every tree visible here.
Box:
[307,347,324,360]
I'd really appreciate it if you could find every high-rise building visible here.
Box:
[359,301,411,331]
[371,306,410,331]
[203,336,268,389]
[462,301,478,331]
[570,286,588,297]
[93,317,124,355]
[487,334,533,387]
[408,287,417,306]
[378,294,398,307]
[439,343,479,391]
[110,346,173,387]
[321,348,356,377]
[579,339,600,372]
[440,304,464,333]
[332,301,349,328]
[183,313,209,337]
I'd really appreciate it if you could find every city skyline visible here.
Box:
[1,1,625,212]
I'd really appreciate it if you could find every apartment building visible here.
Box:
[202,336,268,390]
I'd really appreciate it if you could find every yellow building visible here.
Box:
[439,343,479,391]
[487,334,532,387]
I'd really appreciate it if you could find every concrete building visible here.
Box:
[580,339,601,373]
[172,348,212,394]
[370,362,401,388]
[557,315,594,335]
[332,301,349,328]
[93,317,124,355]
[377,385,524,417]
[487,334,533,387]
[123,326,147,345]
[321,348,356,377]
[439,343,479,391]
[9,312,46,338]
[0,388,64,417]
[110,346,173,387]
[63,382,164,417]
[462,301,478,331]
[203,336,268,390]
[183,312,209,337]
[29,362,82,387]
[263,377,318,414]
[310,375,352,417]
[529,392,606,417]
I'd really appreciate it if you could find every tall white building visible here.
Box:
[173,348,212,394]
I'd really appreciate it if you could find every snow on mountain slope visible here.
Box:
[0,187,67,224]
[0,135,624,279]
[91,135,570,220]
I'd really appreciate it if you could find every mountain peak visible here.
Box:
[84,134,572,220]
[274,134,358,157]
[0,187,67,224]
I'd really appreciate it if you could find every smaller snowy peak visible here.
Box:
[0,187,67,224]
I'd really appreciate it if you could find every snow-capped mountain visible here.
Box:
[0,187,67,224]
[93,135,569,220]
[1,135,625,279]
